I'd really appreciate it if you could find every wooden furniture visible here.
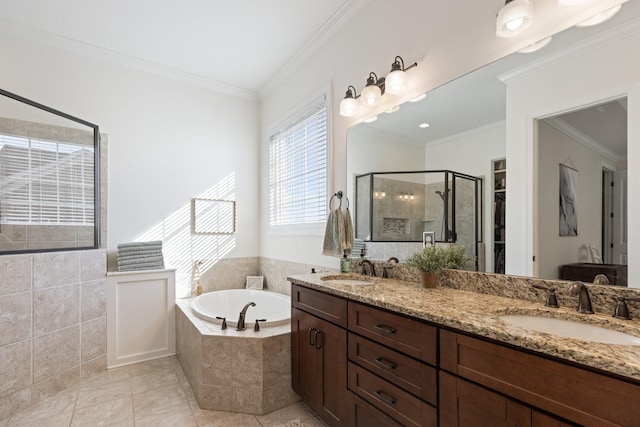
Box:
[560,262,627,286]
[347,302,437,427]
[291,285,350,427]
[290,282,640,427]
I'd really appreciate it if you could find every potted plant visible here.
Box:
[405,245,468,288]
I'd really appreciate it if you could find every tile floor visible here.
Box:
[2,356,327,427]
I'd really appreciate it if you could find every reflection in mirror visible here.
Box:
[346,3,635,279]
[0,89,100,254]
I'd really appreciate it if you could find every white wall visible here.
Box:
[537,121,611,279]
[504,22,640,287]
[258,0,595,269]
[0,33,260,286]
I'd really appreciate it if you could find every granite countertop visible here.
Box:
[287,273,640,383]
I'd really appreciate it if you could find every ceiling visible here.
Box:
[362,1,637,159]
[0,0,366,98]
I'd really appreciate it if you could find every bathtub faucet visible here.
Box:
[236,302,256,331]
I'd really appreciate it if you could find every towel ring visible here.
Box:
[329,191,345,210]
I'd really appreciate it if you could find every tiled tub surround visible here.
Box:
[288,271,640,382]
[175,298,299,415]
[0,249,107,421]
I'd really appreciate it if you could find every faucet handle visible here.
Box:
[215,316,227,330]
[613,297,640,320]
[254,319,267,331]
[532,283,559,308]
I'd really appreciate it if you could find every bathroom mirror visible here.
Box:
[346,2,635,281]
[0,88,100,254]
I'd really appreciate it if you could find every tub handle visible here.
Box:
[254,319,266,332]
[215,317,227,330]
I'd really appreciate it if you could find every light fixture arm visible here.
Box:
[345,85,359,99]
[391,56,418,73]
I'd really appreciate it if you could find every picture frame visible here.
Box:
[192,198,236,234]
[246,276,264,290]
[423,231,435,248]
[559,164,578,236]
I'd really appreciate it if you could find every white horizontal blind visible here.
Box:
[269,98,328,227]
[0,134,94,225]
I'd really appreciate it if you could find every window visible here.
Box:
[269,98,328,227]
[0,134,95,225]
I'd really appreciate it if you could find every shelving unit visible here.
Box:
[493,159,506,274]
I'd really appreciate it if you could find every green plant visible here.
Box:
[405,245,468,273]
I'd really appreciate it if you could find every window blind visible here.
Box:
[269,99,328,227]
[0,134,94,225]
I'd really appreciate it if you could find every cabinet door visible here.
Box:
[532,411,578,427]
[291,307,349,427]
[353,394,403,427]
[440,372,531,427]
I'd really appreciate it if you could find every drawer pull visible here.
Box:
[374,324,397,334]
[308,328,317,346]
[375,389,397,405]
[374,356,397,370]
[315,330,323,350]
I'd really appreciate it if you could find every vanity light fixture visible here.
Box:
[557,0,589,5]
[339,55,418,117]
[575,4,622,27]
[518,36,553,53]
[496,0,534,38]
[339,85,359,117]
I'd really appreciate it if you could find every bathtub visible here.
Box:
[190,289,290,327]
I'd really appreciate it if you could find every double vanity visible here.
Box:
[288,270,640,427]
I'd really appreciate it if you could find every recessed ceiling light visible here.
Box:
[419,123,431,128]
[409,93,427,103]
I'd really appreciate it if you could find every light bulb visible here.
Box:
[496,0,534,38]
[506,17,524,30]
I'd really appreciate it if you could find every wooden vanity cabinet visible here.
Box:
[291,285,350,427]
[347,302,437,427]
[440,329,640,426]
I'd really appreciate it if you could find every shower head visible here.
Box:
[435,190,446,200]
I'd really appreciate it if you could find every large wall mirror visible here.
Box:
[0,89,100,254]
[347,1,638,284]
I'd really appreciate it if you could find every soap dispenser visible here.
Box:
[340,250,351,273]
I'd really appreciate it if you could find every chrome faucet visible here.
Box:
[360,259,376,277]
[567,281,594,314]
[236,302,256,331]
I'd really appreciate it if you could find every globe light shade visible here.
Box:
[361,84,382,106]
[496,0,534,38]
[339,96,359,117]
[385,69,408,94]
[558,0,589,5]
[576,4,622,27]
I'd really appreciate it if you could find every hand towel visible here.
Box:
[343,207,354,255]
[322,208,342,257]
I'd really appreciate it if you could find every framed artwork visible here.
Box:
[192,198,236,234]
[559,164,578,236]
[423,231,435,248]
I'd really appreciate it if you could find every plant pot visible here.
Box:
[420,271,438,288]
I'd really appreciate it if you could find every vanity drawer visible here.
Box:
[348,362,436,427]
[291,284,347,327]
[348,332,436,405]
[348,302,437,364]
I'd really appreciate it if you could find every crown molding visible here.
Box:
[258,0,371,100]
[0,17,259,100]
[545,117,621,162]
[499,16,640,83]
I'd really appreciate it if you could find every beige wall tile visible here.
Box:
[33,284,79,336]
[80,250,106,282]
[31,367,81,406]
[231,387,263,414]
[0,340,31,397]
[81,355,106,379]
[33,252,79,289]
[202,337,232,387]
[196,384,231,411]
[231,339,263,388]
[0,387,31,422]
[33,326,80,383]
[0,292,31,347]
[81,317,105,362]
[80,279,105,322]
[0,255,31,296]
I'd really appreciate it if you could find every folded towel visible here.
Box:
[118,255,165,267]
[118,263,165,272]
[117,240,163,249]
[117,249,163,258]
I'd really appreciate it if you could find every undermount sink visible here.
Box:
[499,315,640,346]
[320,275,376,286]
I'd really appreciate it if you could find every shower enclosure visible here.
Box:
[355,170,482,267]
